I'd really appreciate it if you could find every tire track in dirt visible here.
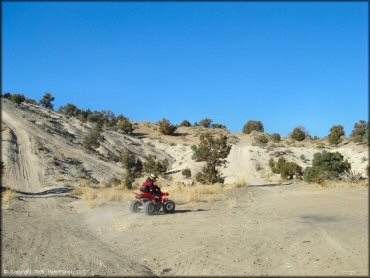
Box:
[2,111,42,192]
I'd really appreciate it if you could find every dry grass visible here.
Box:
[2,189,17,210]
[72,174,249,207]
[2,189,17,201]
[161,177,248,204]
[319,180,368,189]
[79,178,92,187]
[71,186,133,207]
[232,176,248,188]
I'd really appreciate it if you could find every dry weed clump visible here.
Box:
[339,170,362,183]
[2,189,17,201]
[71,185,133,207]
[233,176,247,188]
[2,189,17,210]
[79,178,92,187]
[319,180,368,189]
[161,178,248,204]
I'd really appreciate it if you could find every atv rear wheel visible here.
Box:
[163,201,175,213]
[143,201,156,215]
[130,200,142,213]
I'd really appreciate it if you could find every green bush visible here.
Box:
[39,92,55,109]
[180,120,192,127]
[58,103,79,117]
[2,93,12,99]
[199,118,213,128]
[11,94,26,105]
[328,125,345,145]
[82,125,104,150]
[116,116,133,135]
[182,167,192,178]
[120,148,143,189]
[159,118,177,135]
[192,132,231,184]
[269,157,303,180]
[143,155,169,176]
[350,120,369,144]
[25,98,38,105]
[242,120,264,134]
[303,151,351,183]
[255,133,268,145]
[271,133,281,142]
[290,127,307,141]
[212,123,227,129]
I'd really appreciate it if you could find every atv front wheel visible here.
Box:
[130,200,142,213]
[143,201,156,215]
[163,201,175,213]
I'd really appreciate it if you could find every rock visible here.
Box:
[161,268,171,273]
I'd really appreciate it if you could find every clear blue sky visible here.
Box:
[3,2,368,137]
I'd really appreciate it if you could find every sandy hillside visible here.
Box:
[1,98,368,276]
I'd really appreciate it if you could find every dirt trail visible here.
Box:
[3,183,368,276]
[2,110,43,192]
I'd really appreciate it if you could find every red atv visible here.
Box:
[130,191,175,215]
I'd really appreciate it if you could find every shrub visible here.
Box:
[197,118,212,128]
[271,133,281,142]
[192,132,232,184]
[25,98,38,105]
[300,154,307,161]
[107,176,122,187]
[143,155,169,176]
[159,118,177,135]
[82,125,104,150]
[2,93,12,99]
[339,170,362,183]
[180,120,192,127]
[303,151,351,183]
[212,123,227,129]
[39,92,55,109]
[182,167,192,178]
[120,149,143,189]
[328,125,345,146]
[242,120,264,134]
[87,111,106,126]
[1,161,4,179]
[255,133,268,146]
[11,94,26,105]
[58,103,79,117]
[350,120,369,144]
[116,116,133,135]
[290,126,307,141]
[269,157,303,180]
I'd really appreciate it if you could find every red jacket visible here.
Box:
[140,178,159,193]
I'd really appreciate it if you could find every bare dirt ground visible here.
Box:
[2,183,368,276]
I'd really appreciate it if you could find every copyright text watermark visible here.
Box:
[3,269,87,276]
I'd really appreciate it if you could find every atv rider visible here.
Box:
[140,174,161,201]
